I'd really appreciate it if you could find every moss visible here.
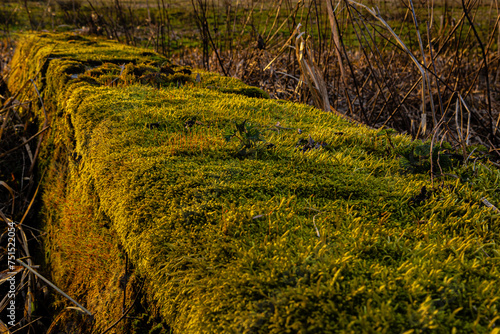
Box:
[194,69,270,99]
[8,32,500,333]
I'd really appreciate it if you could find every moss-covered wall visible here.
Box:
[8,33,500,333]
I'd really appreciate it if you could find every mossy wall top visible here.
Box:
[8,33,500,333]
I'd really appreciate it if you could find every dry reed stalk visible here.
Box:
[326,0,345,83]
[294,25,331,112]
[0,127,49,160]
[52,0,498,159]
[0,44,59,332]
[17,260,93,317]
[347,0,430,132]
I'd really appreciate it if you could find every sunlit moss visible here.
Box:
[8,32,500,333]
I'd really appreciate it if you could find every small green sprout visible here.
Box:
[399,141,455,174]
[223,120,273,157]
[224,119,266,152]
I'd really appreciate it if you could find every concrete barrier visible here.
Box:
[8,32,500,333]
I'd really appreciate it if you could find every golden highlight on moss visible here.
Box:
[8,32,500,333]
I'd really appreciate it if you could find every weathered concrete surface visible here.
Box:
[8,33,500,333]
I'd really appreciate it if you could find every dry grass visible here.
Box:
[168,0,500,161]
[0,39,86,333]
[3,0,498,159]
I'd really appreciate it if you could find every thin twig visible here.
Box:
[0,107,10,142]
[16,259,93,317]
[100,278,146,334]
[19,170,44,226]
[10,317,43,334]
[28,79,48,175]
[0,208,11,225]
[461,0,493,137]
[0,126,49,159]
[481,197,500,213]
[0,181,15,215]
[312,214,321,238]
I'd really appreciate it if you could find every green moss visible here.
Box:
[8,32,500,333]
[194,69,270,98]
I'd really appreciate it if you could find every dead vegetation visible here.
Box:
[172,0,500,163]
[0,37,50,333]
[0,37,96,334]
[1,0,497,154]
